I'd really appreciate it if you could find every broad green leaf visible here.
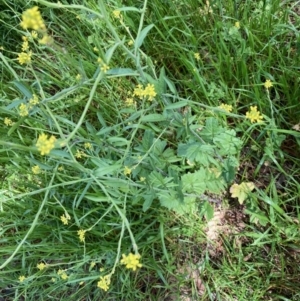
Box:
[182,169,206,195]
[135,24,154,50]
[141,114,166,123]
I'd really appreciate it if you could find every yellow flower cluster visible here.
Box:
[75,149,86,159]
[84,142,93,150]
[124,166,132,176]
[20,6,46,31]
[37,262,47,271]
[60,213,71,225]
[120,253,142,271]
[97,275,111,291]
[57,269,68,280]
[19,275,26,283]
[264,79,273,89]
[245,106,263,123]
[194,52,200,61]
[133,83,157,101]
[18,94,39,117]
[218,103,233,113]
[235,21,240,29]
[32,165,41,174]
[112,10,121,19]
[4,117,14,126]
[36,133,56,155]
[17,51,32,65]
[77,229,86,242]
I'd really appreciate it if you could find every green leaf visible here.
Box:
[213,129,243,155]
[135,24,154,50]
[182,169,207,195]
[230,182,255,204]
[141,114,166,123]
[106,68,139,77]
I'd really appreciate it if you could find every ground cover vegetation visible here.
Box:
[0,0,300,300]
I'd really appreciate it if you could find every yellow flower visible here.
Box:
[84,142,92,150]
[143,83,157,101]
[39,35,53,45]
[133,84,144,99]
[57,269,68,280]
[128,40,134,46]
[218,103,233,113]
[4,117,13,126]
[75,149,86,159]
[22,40,29,51]
[234,21,240,29]
[124,166,132,176]
[120,253,142,271]
[60,213,70,225]
[93,47,99,52]
[112,10,121,18]
[20,6,46,31]
[100,64,109,73]
[19,103,29,117]
[140,177,146,182]
[36,133,56,155]
[31,31,38,39]
[97,57,102,64]
[97,275,111,291]
[245,106,263,123]
[194,52,200,61]
[29,94,39,106]
[125,97,135,106]
[19,275,26,283]
[37,262,46,271]
[58,166,64,171]
[77,229,86,242]
[76,74,81,81]
[32,165,41,174]
[17,51,32,65]
[264,79,273,89]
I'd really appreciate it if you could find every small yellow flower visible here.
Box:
[37,262,46,271]
[194,52,200,61]
[133,84,144,99]
[29,94,39,106]
[218,103,233,113]
[4,117,13,126]
[97,57,102,64]
[75,74,81,81]
[84,142,92,150]
[75,149,86,159]
[125,97,135,106]
[234,21,240,29]
[57,269,68,280]
[32,165,41,174]
[51,277,56,282]
[120,253,142,271]
[97,275,111,291]
[124,166,132,176]
[140,177,146,182]
[60,213,70,225]
[31,31,38,39]
[20,6,46,31]
[19,103,29,117]
[100,64,109,73]
[77,229,86,242]
[39,35,53,45]
[17,51,32,65]
[143,83,157,101]
[58,166,64,171]
[93,47,99,52]
[112,10,121,18]
[19,275,26,283]
[22,40,29,51]
[245,106,264,123]
[128,40,134,46]
[36,133,56,155]
[264,79,273,89]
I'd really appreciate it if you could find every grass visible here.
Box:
[1,0,300,300]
